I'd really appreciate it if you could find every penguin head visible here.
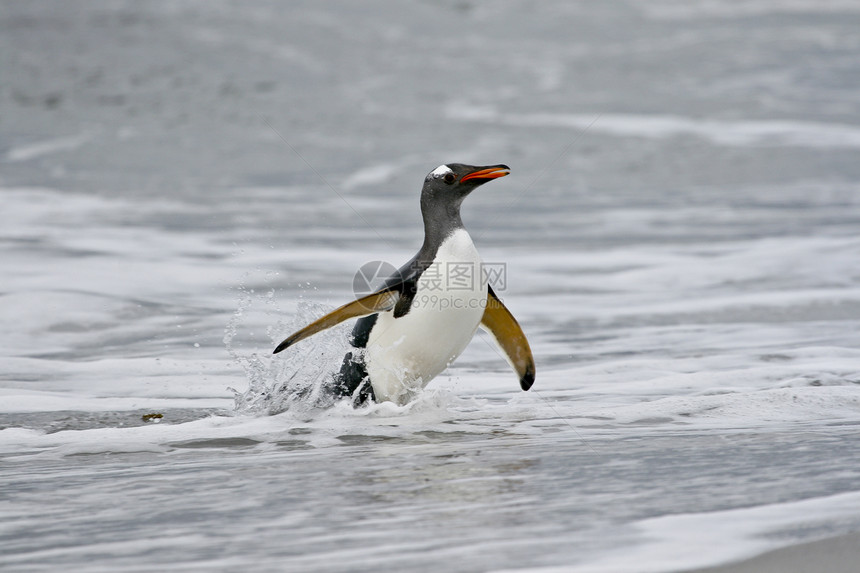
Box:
[422,163,510,209]
[419,163,510,238]
[424,163,509,191]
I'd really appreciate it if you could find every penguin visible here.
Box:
[273,163,535,406]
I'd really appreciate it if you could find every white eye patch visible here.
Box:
[430,165,452,178]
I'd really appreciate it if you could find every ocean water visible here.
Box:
[3,1,860,571]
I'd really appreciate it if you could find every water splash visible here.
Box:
[225,286,355,415]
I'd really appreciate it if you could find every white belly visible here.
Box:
[365,229,487,404]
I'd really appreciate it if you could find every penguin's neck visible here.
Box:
[419,195,466,260]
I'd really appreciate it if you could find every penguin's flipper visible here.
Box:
[273,289,399,354]
[480,286,535,390]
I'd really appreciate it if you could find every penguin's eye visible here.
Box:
[443,172,456,184]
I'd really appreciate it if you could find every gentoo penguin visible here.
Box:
[273,163,535,405]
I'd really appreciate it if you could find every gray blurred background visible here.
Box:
[4,0,859,251]
[5,4,860,572]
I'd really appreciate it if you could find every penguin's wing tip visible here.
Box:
[520,363,536,391]
[480,286,535,392]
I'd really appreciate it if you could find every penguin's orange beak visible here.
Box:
[460,165,510,183]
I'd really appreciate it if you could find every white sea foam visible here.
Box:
[491,491,860,573]
[447,105,860,148]
[639,0,860,20]
[5,133,93,162]
[341,163,400,190]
